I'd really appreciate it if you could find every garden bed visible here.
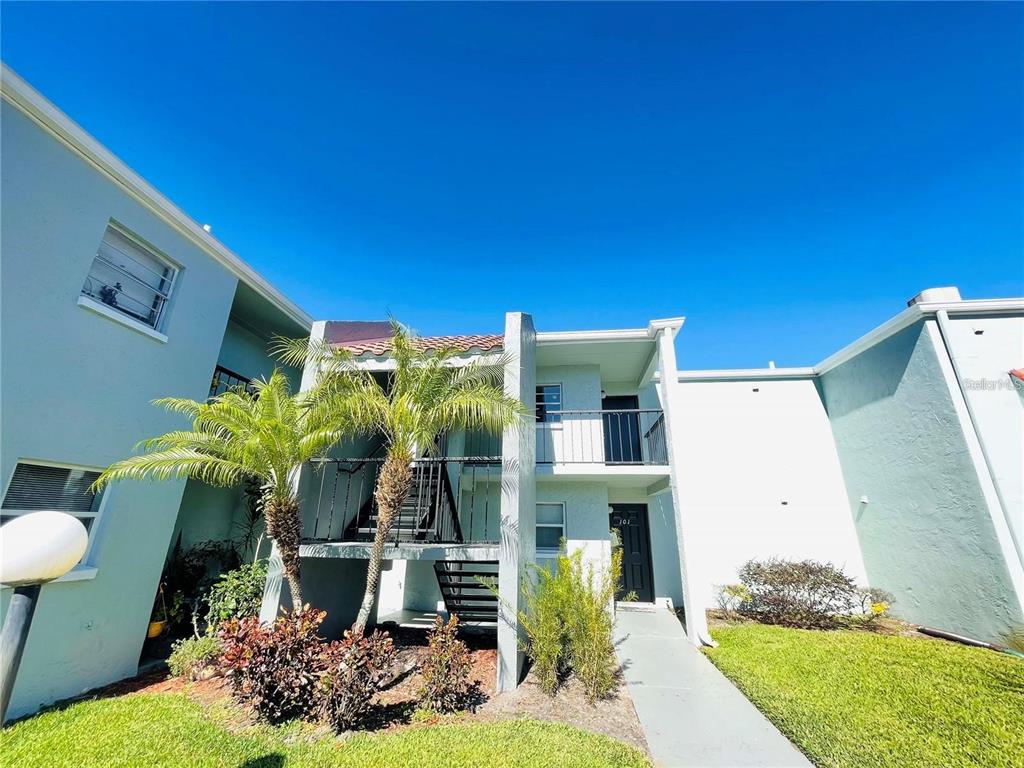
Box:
[3,624,649,767]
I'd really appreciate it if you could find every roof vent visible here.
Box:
[907,287,961,307]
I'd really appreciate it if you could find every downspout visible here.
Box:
[934,310,1024,571]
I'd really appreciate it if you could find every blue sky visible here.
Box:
[3,2,1022,368]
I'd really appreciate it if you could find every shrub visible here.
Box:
[517,560,572,695]
[418,615,477,713]
[715,584,751,616]
[737,558,857,629]
[511,547,622,701]
[168,634,223,681]
[854,587,895,627]
[205,560,268,629]
[218,608,325,723]
[319,629,396,731]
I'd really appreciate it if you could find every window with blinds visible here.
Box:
[81,223,177,330]
[2,463,105,542]
[536,384,562,423]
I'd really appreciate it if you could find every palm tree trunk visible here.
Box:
[353,452,412,633]
[264,496,304,610]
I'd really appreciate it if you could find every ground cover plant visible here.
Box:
[705,622,1024,768]
[167,634,223,681]
[0,692,650,768]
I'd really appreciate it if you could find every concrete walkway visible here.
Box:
[614,608,812,768]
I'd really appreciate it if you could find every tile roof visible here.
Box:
[336,333,504,357]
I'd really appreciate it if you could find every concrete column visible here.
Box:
[258,321,326,623]
[497,312,536,690]
[652,320,714,646]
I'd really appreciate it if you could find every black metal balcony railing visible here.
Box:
[209,365,255,398]
[537,409,668,465]
[303,457,500,546]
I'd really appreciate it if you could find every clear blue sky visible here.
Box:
[3,2,1022,368]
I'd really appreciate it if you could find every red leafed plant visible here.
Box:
[318,629,396,731]
[218,608,326,723]
[418,615,479,713]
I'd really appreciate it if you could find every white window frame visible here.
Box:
[1,459,109,577]
[536,501,566,554]
[536,383,563,424]
[79,221,179,336]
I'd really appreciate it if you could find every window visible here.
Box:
[536,384,562,423]
[81,223,177,331]
[536,502,565,551]
[2,462,105,564]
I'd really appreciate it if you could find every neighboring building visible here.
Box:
[0,65,310,719]
[261,294,1024,688]
[2,64,1022,717]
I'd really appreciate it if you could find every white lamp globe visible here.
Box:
[0,512,88,587]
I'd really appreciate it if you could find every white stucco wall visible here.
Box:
[670,377,868,610]
[536,365,603,464]
[944,314,1024,556]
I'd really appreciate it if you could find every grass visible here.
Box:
[704,623,1024,768]
[0,691,649,768]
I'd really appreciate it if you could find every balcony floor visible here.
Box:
[536,463,670,487]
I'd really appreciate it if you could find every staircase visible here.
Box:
[434,561,499,626]
[346,461,462,543]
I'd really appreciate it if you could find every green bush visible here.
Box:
[418,615,478,713]
[319,629,396,731]
[513,546,623,701]
[168,634,223,681]
[518,559,572,695]
[205,560,268,629]
[218,609,326,723]
[737,558,858,629]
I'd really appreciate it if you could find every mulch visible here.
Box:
[79,626,648,755]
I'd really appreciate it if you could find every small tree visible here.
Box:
[93,370,348,608]
[278,324,525,633]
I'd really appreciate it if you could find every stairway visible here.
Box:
[434,561,499,626]
[348,462,458,543]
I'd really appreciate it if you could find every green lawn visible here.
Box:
[0,692,649,768]
[705,623,1024,768]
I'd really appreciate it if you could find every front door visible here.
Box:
[610,504,654,602]
[602,395,642,463]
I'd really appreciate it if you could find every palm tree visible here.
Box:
[277,324,525,634]
[92,369,349,609]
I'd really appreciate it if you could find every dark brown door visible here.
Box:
[610,504,654,602]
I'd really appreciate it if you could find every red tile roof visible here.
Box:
[336,333,504,357]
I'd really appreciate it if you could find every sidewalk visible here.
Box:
[614,607,812,767]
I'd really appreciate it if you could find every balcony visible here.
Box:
[537,408,668,466]
[301,457,500,547]
[209,365,255,398]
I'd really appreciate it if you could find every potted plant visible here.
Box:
[147,584,169,638]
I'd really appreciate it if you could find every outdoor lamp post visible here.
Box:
[0,512,88,725]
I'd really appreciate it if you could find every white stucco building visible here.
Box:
[261,292,1024,687]
[3,62,1022,713]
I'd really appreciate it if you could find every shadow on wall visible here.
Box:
[648,493,684,605]
[296,557,370,638]
[817,322,919,420]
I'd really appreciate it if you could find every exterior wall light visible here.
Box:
[0,512,88,724]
